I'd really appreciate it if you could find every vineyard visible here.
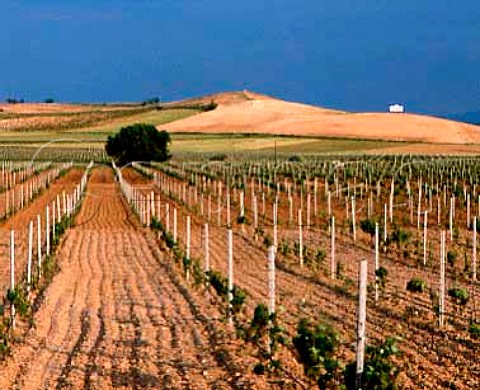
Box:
[0,153,479,389]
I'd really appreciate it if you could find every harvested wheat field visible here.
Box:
[165,91,480,144]
[0,103,137,115]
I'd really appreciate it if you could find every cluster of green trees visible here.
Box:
[105,123,172,165]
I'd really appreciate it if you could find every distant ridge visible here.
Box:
[164,91,480,144]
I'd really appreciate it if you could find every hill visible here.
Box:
[165,91,480,144]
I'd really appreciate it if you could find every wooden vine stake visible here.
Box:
[227,228,233,326]
[10,230,15,329]
[356,259,368,389]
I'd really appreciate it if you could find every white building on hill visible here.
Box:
[389,104,405,113]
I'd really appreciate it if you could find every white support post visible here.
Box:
[186,215,191,281]
[226,190,231,226]
[46,205,50,256]
[57,195,61,221]
[417,184,422,230]
[449,198,453,241]
[423,211,428,266]
[52,202,56,243]
[240,191,245,218]
[165,203,170,233]
[473,216,477,282]
[273,202,278,251]
[375,222,379,302]
[227,228,233,326]
[217,193,222,226]
[298,208,303,267]
[306,193,311,227]
[437,196,441,225]
[207,194,212,221]
[356,259,368,388]
[253,195,258,235]
[389,186,393,223]
[204,223,210,272]
[62,190,67,216]
[384,203,388,243]
[173,207,177,243]
[331,216,335,279]
[151,191,155,221]
[27,221,33,294]
[268,245,276,315]
[351,196,356,242]
[37,214,42,280]
[467,193,471,229]
[439,231,446,328]
[288,196,293,226]
[327,191,331,218]
[10,230,16,329]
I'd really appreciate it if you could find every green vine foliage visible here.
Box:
[6,287,29,317]
[344,337,400,390]
[247,304,287,373]
[293,319,342,390]
[406,278,427,293]
[205,270,246,317]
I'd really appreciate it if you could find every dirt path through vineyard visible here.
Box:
[0,167,262,390]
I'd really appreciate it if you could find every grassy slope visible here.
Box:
[2,93,478,156]
[0,108,200,144]
[169,133,410,154]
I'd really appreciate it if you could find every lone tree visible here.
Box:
[105,123,171,165]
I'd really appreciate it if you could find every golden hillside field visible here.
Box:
[165,91,480,144]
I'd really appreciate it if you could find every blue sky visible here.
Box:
[1,1,479,114]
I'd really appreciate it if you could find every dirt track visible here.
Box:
[0,167,264,390]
